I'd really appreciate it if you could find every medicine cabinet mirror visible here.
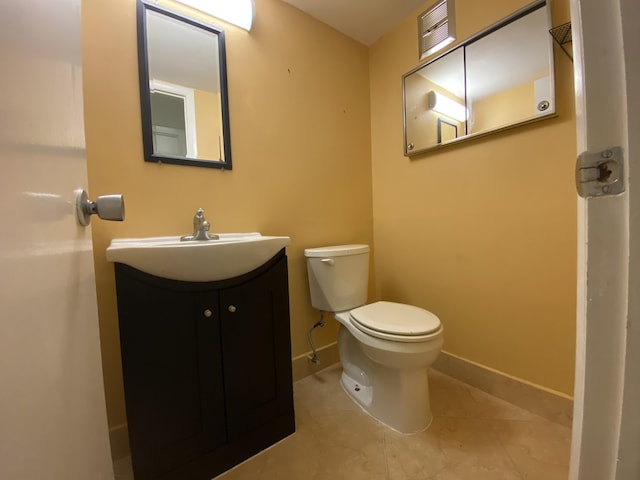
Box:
[403,0,555,156]
[137,0,232,169]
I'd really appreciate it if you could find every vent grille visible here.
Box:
[419,0,456,59]
[420,1,448,34]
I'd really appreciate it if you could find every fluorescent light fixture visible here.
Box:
[426,90,466,122]
[174,0,254,31]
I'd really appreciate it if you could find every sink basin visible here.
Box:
[106,233,291,282]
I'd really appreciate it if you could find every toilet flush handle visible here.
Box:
[321,258,335,266]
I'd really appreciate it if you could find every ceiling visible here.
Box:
[280,0,428,46]
[281,1,553,101]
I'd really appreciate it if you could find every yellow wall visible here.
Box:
[82,0,373,429]
[370,0,576,396]
[193,88,222,160]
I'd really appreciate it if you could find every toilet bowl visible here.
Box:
[304,245,443,433]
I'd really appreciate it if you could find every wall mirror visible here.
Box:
[403,0,555,156]
[137,0,232,169]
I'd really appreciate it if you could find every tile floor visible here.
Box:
[114,364,571,480]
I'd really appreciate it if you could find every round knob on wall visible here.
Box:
[75,189,125,226]
[204,309,213,318]
[228,305,237,313]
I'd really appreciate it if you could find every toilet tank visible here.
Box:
[304,244,370,312]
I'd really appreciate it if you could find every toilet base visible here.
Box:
[339,369,433,434]
[340,371,373,409]
[336,319,440,434]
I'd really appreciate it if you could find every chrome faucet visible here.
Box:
[180,208,219,241]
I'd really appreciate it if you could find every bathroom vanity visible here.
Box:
[113,248,294,480]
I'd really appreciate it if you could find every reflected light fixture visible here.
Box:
[174,0,254,31]
[427,90,466,122]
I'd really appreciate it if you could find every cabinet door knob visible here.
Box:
[203,309,213,318]
[227,305,237,313]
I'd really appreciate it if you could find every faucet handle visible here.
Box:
[194,208,205,224]
[187,208,219,241]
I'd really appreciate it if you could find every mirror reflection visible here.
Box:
[466,7,553,134]
[138,1,232,169]
[405,48,464,152]
[403,0,555,156]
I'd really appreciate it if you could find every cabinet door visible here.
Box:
[116,269,227,479]
[219,256,294,438]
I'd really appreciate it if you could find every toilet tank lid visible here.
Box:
[304,244,369,257]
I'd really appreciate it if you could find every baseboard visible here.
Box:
[109,423,130,461]
[291,342,340,382]
[433,351,573,427]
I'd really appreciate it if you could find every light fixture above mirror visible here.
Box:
[174,0,254,31]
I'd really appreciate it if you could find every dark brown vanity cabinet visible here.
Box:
[114,250,295,480]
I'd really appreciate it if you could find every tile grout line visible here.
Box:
[488,419,526,480]
[463,379,526,479]
[382,430,390,480]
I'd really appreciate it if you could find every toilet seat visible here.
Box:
[349,301,441,343]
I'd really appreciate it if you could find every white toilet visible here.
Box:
[304,244,443,433]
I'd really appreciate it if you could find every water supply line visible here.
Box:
[307,311,326,365]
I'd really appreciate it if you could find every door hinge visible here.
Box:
[576,147,624,198]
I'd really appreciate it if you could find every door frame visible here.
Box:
[569,0,639,478]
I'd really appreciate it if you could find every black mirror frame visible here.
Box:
[136,0,233,170]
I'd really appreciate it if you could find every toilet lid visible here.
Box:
[350,301,441,336]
